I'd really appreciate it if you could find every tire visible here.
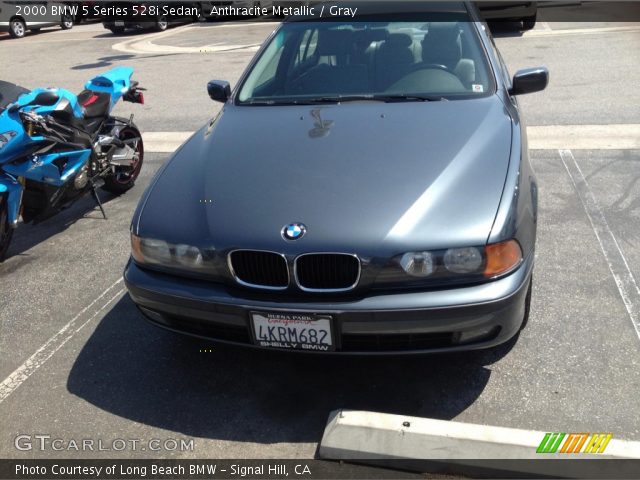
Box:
[0,199,14,262]
[9,18,26,38]
[109,27,126,34]
[155,15,168,31]
[60,15,74,30]
[102,125,144,194]
[522,14,536,31]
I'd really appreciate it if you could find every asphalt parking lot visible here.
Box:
[1,13,639,459]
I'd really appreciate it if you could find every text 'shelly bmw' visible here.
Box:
[124,1,549,354]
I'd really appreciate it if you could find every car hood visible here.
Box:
[138,97,513,255]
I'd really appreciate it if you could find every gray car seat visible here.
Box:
[375,33,416,90]
[421,22,476,88]
[288,29,369,95]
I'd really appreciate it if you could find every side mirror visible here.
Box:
[33,91,60,106]
[207,80,231,103]
[510,67,549,95]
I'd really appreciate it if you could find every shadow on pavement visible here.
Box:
[72,54,137,70]
[487,21,525,38]
[1,190,118,265]
[67,295,513,444]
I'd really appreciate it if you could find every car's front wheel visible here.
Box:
[155,15,168,31]
[9,18,26,38]
[522,14,537,30]
[60,15,74,30]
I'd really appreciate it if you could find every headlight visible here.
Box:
[443,247,483,274]
[131,234,204,270]
[0,131,17,150]
[399,251,434,277]
[376,240,523,288]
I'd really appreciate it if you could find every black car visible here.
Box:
[101,1,201,34]
[476,1,538,30]
[124,1,548,354]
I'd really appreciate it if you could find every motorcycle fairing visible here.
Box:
[0,174,23,226]
[2,149,92,187]
[84,66,134,109]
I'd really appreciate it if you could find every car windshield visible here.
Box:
[237,16,495,105]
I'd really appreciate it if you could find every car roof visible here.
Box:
[284,1,470,22]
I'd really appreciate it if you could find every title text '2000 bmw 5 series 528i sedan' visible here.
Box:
[124,1,548,354]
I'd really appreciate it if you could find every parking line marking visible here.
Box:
[559,149,640,342]
[142,125,640,153]
[538,22,551,31]
[0,279,125,403]
[528,125,640,150]
[522,25,640,37]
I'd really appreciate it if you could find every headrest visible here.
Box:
[421,22,461,64]
[317,29,355,56]
[385,33,412,49]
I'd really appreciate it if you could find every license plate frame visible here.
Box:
[250,311,335,352]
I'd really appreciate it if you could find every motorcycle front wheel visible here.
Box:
[0,200,14,261]
[102,124,144,195]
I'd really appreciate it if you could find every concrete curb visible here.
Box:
[318,410,640,476]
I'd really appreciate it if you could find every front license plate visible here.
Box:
[114,21,124,26]
[251,312,334,352]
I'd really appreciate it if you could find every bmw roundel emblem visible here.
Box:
[282,223,306,241]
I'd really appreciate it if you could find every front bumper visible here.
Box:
[124,255,533,354]
[102,21,156,30]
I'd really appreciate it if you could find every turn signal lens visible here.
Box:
[131,233,144,263]
[484,240,522,277]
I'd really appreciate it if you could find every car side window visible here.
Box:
[238,32,286,100]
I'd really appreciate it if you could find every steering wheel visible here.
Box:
[409,63,451,73]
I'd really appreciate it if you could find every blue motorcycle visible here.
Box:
[0,67,145,260]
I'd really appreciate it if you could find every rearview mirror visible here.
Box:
[207,80,231,103]
[510,67,549,95]
[33,91,60,106]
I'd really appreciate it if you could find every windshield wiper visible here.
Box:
[371,94,448,103]
[244,94,447,106]
[295,94,447,104]
[304,95,378,104]
[244,99,308,106]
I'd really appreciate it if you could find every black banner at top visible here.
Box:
[5,1,640,23]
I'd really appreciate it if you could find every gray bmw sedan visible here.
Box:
[124,2,548,354]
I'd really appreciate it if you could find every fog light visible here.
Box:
[399,251,434,277]
[456,326,500,344]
